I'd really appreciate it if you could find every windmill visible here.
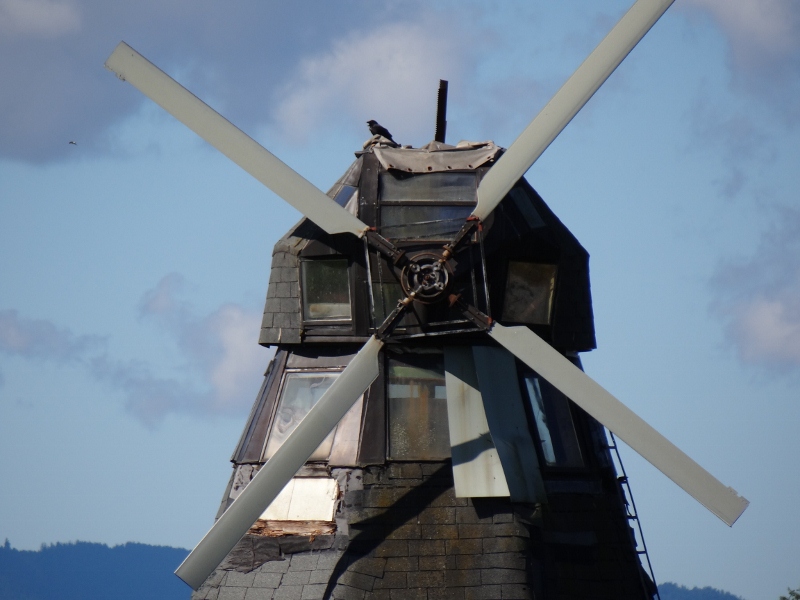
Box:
[105,0,749,598]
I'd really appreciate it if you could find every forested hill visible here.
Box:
[0,539,746,600]
[659,582,746,600]
[0,540,190,600]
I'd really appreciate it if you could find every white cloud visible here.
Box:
[271,21,465,144]
[684,0,798,64]
[713,207,800,370]
[89,355,198,426]
[131,274,269,422]
[0,1,427,163]
[687,105,771,197]
[729,295,800,366]
[0,0,80,36]
[682,0,800,124]
[0,275,270,424]
[137,272,186,317]
[0,309,103,362]
[206,305,265,412]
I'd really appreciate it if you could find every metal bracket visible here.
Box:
[441,216,480,262]
[448,294,493,331]
[375,284,425,340]
[365,230,406,266]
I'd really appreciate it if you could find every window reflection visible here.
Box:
[332,184,357,207]
[387,354,450,460]
[264,372,340,461]
[381,205,474,240]
[301,259,351,321]
[502,262,557,325]
[378,171,476,240]
[379,172,476,203]
[522,373,583,468]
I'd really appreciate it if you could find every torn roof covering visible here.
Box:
[371,140,502,174]
[324,140,503,214]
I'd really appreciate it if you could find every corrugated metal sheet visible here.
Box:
[473,345,547,504]
[443,346,510,498]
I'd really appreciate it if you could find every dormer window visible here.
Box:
[502,261,557,325]
[300,258,351,321]
[262,367,364,464]
[263,371,340,461]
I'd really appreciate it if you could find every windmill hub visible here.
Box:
[401,252,451,302]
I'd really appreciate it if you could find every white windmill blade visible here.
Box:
[473,0,675,221]
[105,42,369,238]
[175,336,384,590]
[489,323,749,527]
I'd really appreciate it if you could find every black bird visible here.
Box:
[367,120,395,142]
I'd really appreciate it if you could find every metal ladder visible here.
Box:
[607,431,661,600]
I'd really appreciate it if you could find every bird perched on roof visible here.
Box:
[367,120,395,143]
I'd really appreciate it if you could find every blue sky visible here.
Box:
[1,1,799,598]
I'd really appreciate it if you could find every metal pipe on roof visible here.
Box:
[435,79,448,143]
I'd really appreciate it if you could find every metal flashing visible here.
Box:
[443,346,510,498]
[260,477,339,521]
[473,345,548,504]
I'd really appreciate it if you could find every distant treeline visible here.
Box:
[1,539,746,600]
[0,539,190,600]
[660,582,746,600]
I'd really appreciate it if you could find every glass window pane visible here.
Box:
[502,262,557,325]
[388,354,450,460]
[301,259,351,321]
[380,172,476,203]
[522,373,583,467]
[264,372,340,461]
[332,184,357,207]
[380,205,474,240]
[373,281,413,327]
[524,377,556,464]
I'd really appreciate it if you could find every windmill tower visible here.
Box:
[104,0,749,598]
